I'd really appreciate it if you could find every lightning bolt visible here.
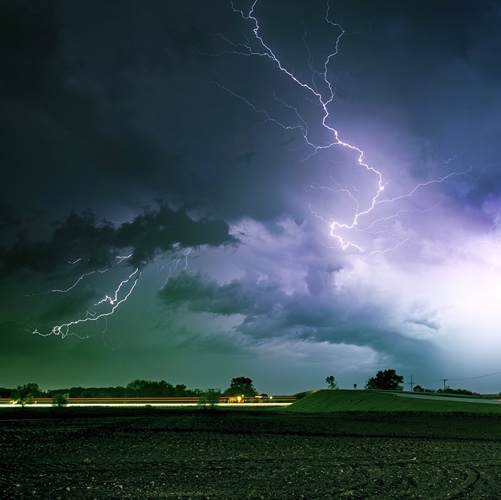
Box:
[25,254,133,297]
[205,0,466,252]
[28,267,140,340]
[27,249,193,341]
[159,248,192,287]
[23,1,469,340]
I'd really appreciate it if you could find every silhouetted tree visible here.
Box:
[224,377,257,396]
[13,383,40,407]
[325,375,338,390]
[365,369,404,391]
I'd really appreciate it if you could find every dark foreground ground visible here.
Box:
[1,407,501,499]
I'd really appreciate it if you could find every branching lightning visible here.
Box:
[160,248,191,287]
[25,254,134,297]
[27,259,141,339]
[27,250,193,341]
[208,0,467,252]
[31,269,140,340]
[24,1,469,342]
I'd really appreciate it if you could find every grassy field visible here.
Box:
[287,389,501,414]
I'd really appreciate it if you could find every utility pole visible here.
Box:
[407,375,414,392]
[440,378,448,391]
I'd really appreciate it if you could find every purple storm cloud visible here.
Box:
[1,0,501,393]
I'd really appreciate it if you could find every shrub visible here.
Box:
[198,388,221,409]
[51,393,68,407]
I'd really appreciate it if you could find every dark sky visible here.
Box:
[2,0,501,394]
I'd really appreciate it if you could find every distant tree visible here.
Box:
[325,375,338,390]
[353,384,358,390]
[224,377,257,396]
[13,383,39,407]
[413,386,436,393]
[68,387,86,398]
[0,387,12,398]
[175,384,191,396]
[126,379,147,397]
[126,379,178,397]
[437,387,477,396]
[365,369,404,391]
[78,388,100,398]
[198,388,221,409]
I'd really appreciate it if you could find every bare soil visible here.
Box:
[1,408,501,498]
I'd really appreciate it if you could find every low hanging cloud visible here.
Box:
[0,203,236,276]
[158,262,434,358]
[159,268,283,316]
[153,212,463,380]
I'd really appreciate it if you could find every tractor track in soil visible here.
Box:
[1,409,501,498]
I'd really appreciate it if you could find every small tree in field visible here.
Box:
[365,369,404,391]
[51,393,68,407]
[198,388,221,409]
[325,375,338,390]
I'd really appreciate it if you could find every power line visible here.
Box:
[447,370,501,381]
[419,370,501,386]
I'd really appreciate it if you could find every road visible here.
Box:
[396,393,501,404]
[0,402,292,408]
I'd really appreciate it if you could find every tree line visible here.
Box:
[325,370,481,395]
[1,376,259,401]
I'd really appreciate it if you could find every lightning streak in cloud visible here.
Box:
[160,248,192,287]
[226,0,383,250]
[28,248,195,340]
[211,1,464,252]
[26,255,134,296]
[30,268,140,339]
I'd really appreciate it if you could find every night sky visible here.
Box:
[2,0,501,394]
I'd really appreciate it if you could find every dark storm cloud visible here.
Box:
[331,0,501,203]
[0,203,22,253]
[2,0,500,225]
[0,210,115,276]
[0,203,21,228]
[159,266,418,357]
[0,1,60,100]
[2,0,501,393]
[0,0,157,220]
[159,269,283,316]
[116,203,237,268]
[0,0,308,223]
[0,204,235,276]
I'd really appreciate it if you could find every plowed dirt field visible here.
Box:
[1,408,500,498]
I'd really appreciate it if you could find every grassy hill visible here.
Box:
[287,390,501,414]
